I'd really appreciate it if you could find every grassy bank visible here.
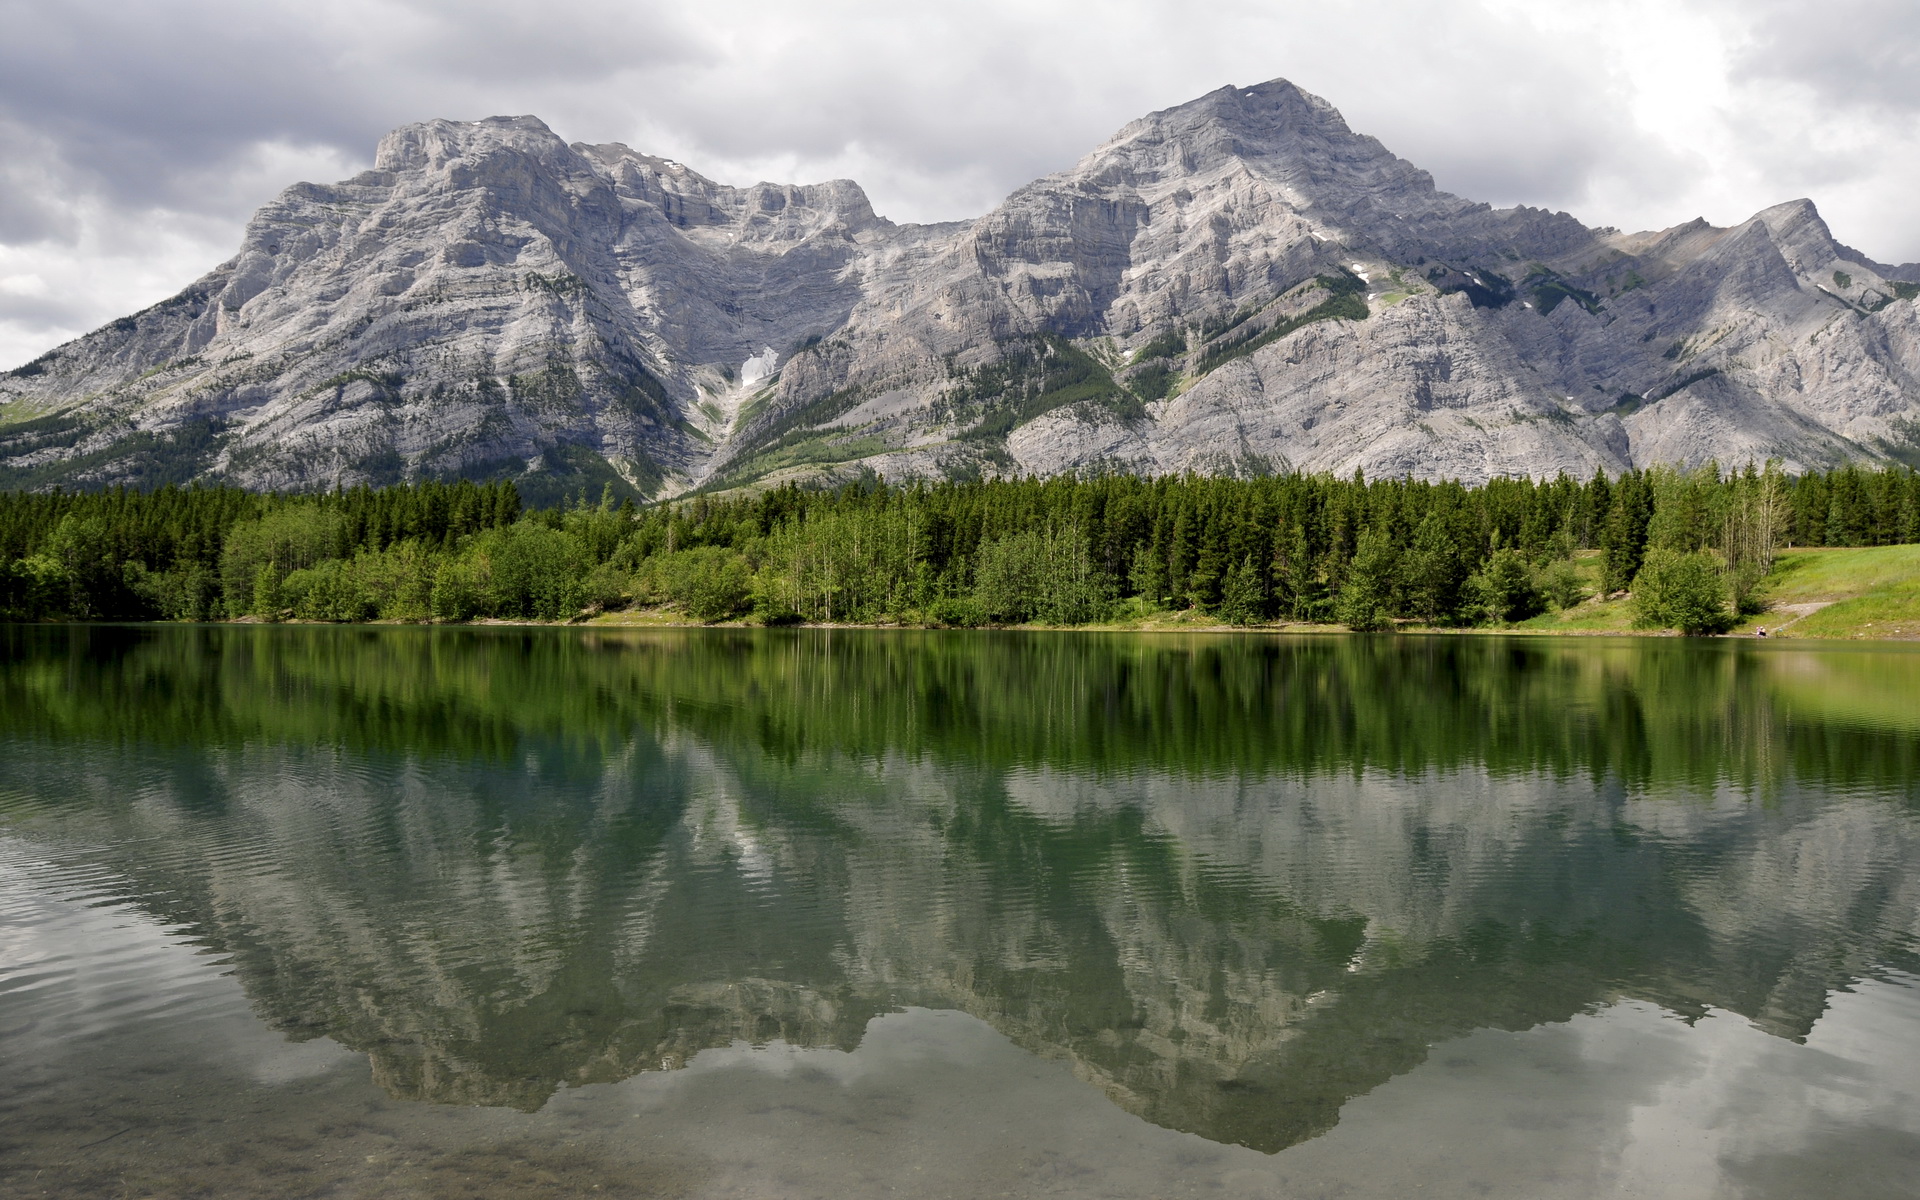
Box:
[1467,546,1920,639]
[1739,545,1920,638]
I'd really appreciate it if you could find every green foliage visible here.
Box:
[1127,361,1178,401]
[0,417,229,492]
[1536,559,1586,611]
[0,555,67,620]
[636,548,751,622]
[1632,549,1734,634]
[1404,510,1474,623]
[1218,555,1268,626]
[223,507,346,614]
[974,523,1106,625]
[1471,547,1544,624]
[925,595,987,627]
[470,522,590,620]
[1,462,1917,632]
[1833,270,1853,290]
[1337,528,1395,631]
[1601,472,1654,592]
[431,557,486,622]
[286,559,377,623]
[251,562,284,619]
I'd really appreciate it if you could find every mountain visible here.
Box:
[6,80,1920,498]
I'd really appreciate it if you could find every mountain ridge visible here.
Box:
[6,78,1920,498]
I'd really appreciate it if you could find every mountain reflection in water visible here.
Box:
[0,625,1916,1155]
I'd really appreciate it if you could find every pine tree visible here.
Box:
[1336,527,1395,632]
[1218,554,1266,626]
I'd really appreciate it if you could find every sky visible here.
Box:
[3,0,1918,369]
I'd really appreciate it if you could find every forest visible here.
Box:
[1,463,1917,634]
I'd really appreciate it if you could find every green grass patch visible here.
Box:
[1761,545,1920,602]
[1511,552,1636,633]
[1721,546,1920,640]
[1787,585,1920,639]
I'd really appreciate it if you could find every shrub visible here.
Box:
[1536,559,1586,611]
[637,547,751,622]
[431,557,486,622]
[1632,549,1734,634]
[577,562,632,613]
[286,559,376,623]
[1471,548,1544,623]
[926,594,987,627]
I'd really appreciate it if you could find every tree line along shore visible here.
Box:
[1,464,1917,635]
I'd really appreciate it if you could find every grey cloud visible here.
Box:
[0,0,703,224]
[0,0,1714,229]
[0,289,91,333]
[1731,0,1920,112]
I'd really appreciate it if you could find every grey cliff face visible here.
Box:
[5,80,1919,496]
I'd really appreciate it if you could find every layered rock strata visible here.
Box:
[6,82,1919,495]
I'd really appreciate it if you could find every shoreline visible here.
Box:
[12,612,1917,642]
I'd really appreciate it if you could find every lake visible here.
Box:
[1,624,1917,1198]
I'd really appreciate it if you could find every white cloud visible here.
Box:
[4,0,1918,369]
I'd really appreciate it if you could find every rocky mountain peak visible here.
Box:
[1078,80,1446,219]
[5,81,1920,497]
[373,114,571,174]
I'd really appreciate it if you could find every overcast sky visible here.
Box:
[3,0,1918,368]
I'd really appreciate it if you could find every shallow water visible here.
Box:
[1,625,1917,1198]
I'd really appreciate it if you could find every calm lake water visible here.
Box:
[1,625,1917,1199]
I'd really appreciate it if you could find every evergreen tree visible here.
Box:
[1218,554,1266,626]
[1601,472,1653,592]
[1337,528,1395,632]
